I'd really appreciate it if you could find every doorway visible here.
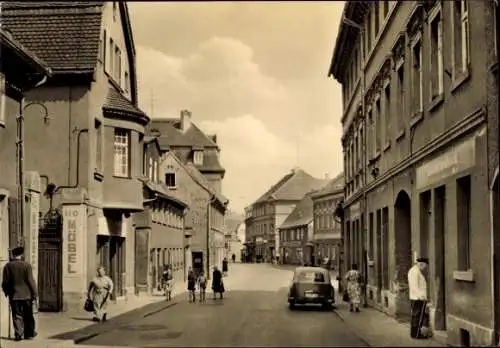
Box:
[96,235,125,300]
[192,251,204,277]
[434,185,447,331]
[376,209,382,303]
[394,190,412,321]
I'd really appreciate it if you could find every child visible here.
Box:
[187,268,196,303]
[198,271,207,302]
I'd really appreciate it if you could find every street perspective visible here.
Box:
[0,0,499,347]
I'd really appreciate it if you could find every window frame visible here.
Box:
[165,172,177,188]
[410,33,423,115]
[429,5,444,100]
[383,80,391,146]
[456,175,471,271]
[109,38,114,77]
[193,150,204,165]
[451,0,470,80]
[113,128,130,178]
[115,46,122,86]
[94,119,103,173]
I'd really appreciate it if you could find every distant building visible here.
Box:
[246,168,328,263]
[0,26,51,339]
[225,222,244,261]
[278,193,315,266]
[329,1,499,345]
[310,173,344,270]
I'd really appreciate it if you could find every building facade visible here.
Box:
[329,1,499,345]
[0,27,51,338]
[243,206,254,262]
[3,1,149,311]
[279,193,315,266]
[246,168,328,263]
[159,152,228,278]
[311,173,344,270]
[134,136,189,294]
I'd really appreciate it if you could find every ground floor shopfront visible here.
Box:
[313,238,340,270]
[343,120,494,346]
[281,241,303,265]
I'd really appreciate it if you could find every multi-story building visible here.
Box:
[243,205,254,262]
[279,192,314,265]
[246,168,328,263]
[159,151,228,278]
[0,26,51,338]
[3,1,150,311]
[134,135,189,294]
[329,1,499,345]
[150,110,225,195]
[311,173,344,270]
[224,221,244,261]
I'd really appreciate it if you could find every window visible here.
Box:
[383,84,390,145]
[94,119,103,172]
[124,71,129,93]
[102,30,107,68]
[152,160,157,182]
[452,0,470,78]
[115,46,121,85]
[109,38,114,76]
[368,109,374,158]
[430,8,444,99]
[0,73,5,125]
[397,64,405,130]
[165,173,176,188]
[354,135,358,172]
[148,157,153,181]
[411,37,423,114]
[375,97,381,151]
[368,212,374,259]
[193,150,204,165]
[457,175,471,271]
[113,129,130,177]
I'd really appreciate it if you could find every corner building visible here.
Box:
[329,1,499,345]
[3,1,149,310]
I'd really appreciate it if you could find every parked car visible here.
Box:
[288,266,335,310]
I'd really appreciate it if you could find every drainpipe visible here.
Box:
[55,128,89,193]
[206,195,217,279]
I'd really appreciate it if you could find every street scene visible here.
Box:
[0,0,499,347]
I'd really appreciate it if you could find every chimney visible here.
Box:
[324,173,329,180]
[180,109,191,132]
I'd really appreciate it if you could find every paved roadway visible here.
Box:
[81,263,368,347]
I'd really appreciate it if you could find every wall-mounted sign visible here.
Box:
[63,205,86,292]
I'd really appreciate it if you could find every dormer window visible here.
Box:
[193,150,204,165]
[165,172,176,188]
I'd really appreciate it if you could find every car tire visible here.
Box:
[322,303,332,311]
[289,302,295,310]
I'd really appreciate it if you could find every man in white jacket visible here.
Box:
[407,257,430,339]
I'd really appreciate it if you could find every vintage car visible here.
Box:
[288,266,335,310]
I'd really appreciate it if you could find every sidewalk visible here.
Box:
[334,302,447,347]
[0,280,187,348]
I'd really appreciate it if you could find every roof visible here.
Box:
[141,178,189,208]
[279,193,314,230]
[165,152,229,209]
[254,168,329,205]
[1,1,104,74]
[328,2,369,81]
[311,172,344,199]
[103,86,150,125]
[0,27,52,77]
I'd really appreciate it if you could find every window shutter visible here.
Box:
[8,197,19,249]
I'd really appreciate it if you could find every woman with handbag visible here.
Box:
[343,263,361,312]
[86,266,113,322]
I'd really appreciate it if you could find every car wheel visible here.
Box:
[289,302,295,310]
[322,303,332,311]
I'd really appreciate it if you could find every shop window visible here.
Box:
[457,175,471,271]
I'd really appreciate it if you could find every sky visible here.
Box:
[129,2,345,214]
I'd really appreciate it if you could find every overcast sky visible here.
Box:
[129,1,345,213]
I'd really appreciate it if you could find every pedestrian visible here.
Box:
[343,263,362,312]
[408,257,431,339]
[198,270,207,302]
[87,266,113,322]
[1,246,38,341]
[212,266,224,300]
[187,267,196,303]
[162,265,174,301]
[222,257,228,277]
[232,253,236,263]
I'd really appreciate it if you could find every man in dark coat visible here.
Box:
[212,266,224,300]
[2,246,38,341]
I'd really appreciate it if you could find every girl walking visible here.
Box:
[344,263,362,312]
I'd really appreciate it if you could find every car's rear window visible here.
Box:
[296,271,327,282]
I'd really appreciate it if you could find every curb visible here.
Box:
[332,307,372,347]
[71,291,187,345]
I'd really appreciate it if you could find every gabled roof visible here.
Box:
[152,118,219,148]
[164,152,229,209]
[103,86,149,125]
[311,172,344,199]
[1,1,104,74]
[279,193,314,230]
[140,178,188,209]
[253,168,329,204]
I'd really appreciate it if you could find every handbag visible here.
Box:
[84,298,94,312]
[342,291,350,302]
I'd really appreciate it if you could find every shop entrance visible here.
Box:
[97,235,126,300]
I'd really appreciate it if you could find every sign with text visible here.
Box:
[62,205,86,292]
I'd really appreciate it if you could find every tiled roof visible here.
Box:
[1,1,104,74]
[279,194,314,229]
[103,86,150,125]
[311,172,345,198]
[254,168,329,204]
[140,178,188,208]
[152,119,218,148]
